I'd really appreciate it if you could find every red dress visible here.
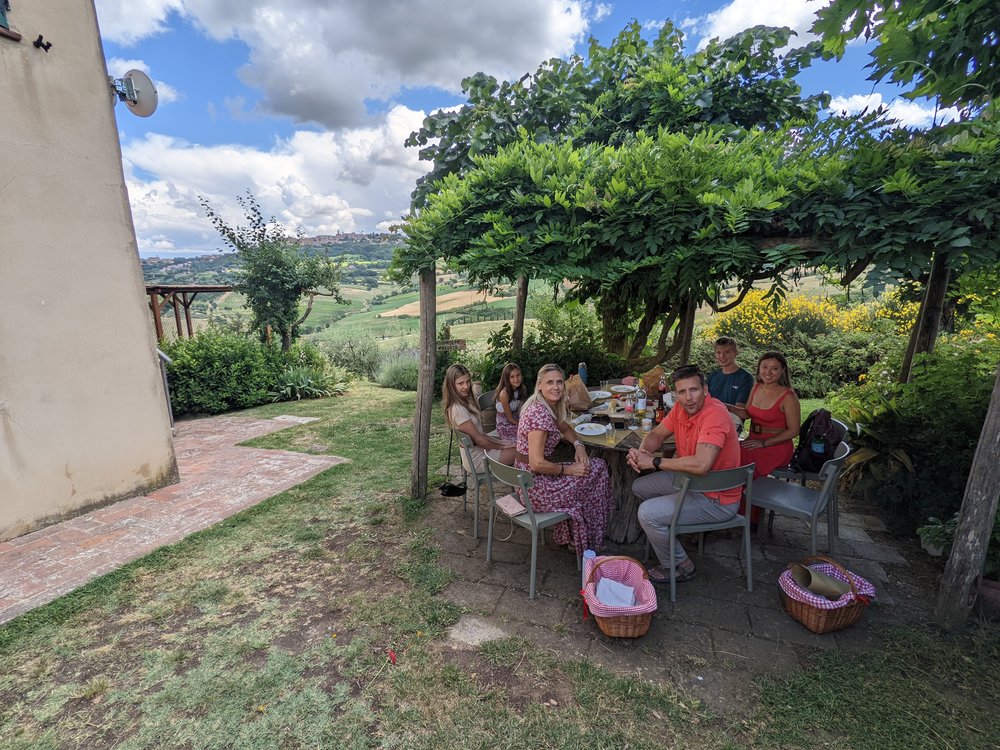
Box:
[739,385,795,519]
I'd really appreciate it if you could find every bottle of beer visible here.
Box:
[657,372,668,400]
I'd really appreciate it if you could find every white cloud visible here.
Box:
[122,106,430,253]
[696,0,831,49]
[591,3,614,22]
[101,0,589,129]
[828,93,961,129]
[95,0,185,45]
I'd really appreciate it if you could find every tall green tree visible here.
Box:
[203,192,344,352]
[398,22,831,363]
[814,0,999,110]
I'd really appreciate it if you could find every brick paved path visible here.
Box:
[0,415,346,625]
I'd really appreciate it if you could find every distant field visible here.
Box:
[378,290,506,317]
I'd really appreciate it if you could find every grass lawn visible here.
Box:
[1,383,997,749]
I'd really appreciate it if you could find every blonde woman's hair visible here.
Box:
[442,363,480,427]
[520,363,569,423]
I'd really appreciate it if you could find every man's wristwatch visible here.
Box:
[652,457,662,471]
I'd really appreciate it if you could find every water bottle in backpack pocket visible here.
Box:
[794,409,846,473]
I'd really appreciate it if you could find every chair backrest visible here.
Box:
[456,431,485,478]
[485,456,538,517]
[818,441,851,481]
[832,418,854,445]
[674,462,756,494]
[477,390,497,431]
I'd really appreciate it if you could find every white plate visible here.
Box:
[610,384,636,394]
[588,390,612,399]
[575,423,607,437]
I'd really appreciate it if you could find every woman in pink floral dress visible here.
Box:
[515,364,614,554]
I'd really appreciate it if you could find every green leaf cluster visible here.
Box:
[813,0,1000,109]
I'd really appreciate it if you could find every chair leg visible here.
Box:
[486,500,495,562]
[827,505,835,554]
[744,523,753,592]
[529,529,539,599]
[697,532,705,555]
[810,522,818,556]
[669,525,677,604]
[767,509,775,533]
[830,486,840,538]
[472,481,480,539]
[461,469,469,511]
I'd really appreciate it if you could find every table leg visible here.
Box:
[592,446,644,544]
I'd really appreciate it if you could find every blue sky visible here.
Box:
[94,0,954,257]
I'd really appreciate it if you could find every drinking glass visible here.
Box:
[605,424,616,444]
[627,414,639,433]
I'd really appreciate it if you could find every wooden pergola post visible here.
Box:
[148,291,165,340]
[172,292,184,337]
[144,285,232,340]
[411,266,437,501]
[181,292,196,337]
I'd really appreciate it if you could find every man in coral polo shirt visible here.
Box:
[626,364,741,585]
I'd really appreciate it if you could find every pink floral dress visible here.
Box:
[515,401,614,554]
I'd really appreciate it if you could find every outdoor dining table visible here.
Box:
[573,407,674,544]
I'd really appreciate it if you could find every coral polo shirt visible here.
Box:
[663,395,742,504]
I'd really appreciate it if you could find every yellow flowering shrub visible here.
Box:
[707,288,919,347]
[709,289,840,347]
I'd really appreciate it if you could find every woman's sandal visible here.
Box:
[647,563,696,586]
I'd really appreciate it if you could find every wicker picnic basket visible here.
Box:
[779,555,876,634]
[582,555,657,638]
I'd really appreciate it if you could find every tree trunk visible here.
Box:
[511,275,529,351]
[899,251,951,383]
[897,307,922,385]
[934,363,1000,632]
[411,267,437,502]
[679,297,697,364]
[914,251,951,358]
[598,296,631,357]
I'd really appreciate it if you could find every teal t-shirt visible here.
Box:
[706,368,754,406]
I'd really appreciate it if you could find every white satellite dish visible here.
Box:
[109,69,159,118]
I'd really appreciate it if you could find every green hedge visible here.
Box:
[161,331,337,415]
[828,331,999,532]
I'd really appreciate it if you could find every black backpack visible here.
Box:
[792,409,846,473]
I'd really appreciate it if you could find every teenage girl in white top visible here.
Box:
[442,364,516,473]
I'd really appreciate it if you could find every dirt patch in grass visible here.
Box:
[438,645,577,712]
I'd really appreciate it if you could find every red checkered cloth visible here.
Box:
[582,556,657,618]
[779,562,876,609]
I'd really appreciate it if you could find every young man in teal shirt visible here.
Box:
[706,337,754,430]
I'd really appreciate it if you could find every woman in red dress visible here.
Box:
[736,351,801,521]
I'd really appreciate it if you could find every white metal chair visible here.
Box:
[484,456,579,599]
[655,463,757,603]
[769,420,852,538]
[750,442,851,555]
[456,432,490,539]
